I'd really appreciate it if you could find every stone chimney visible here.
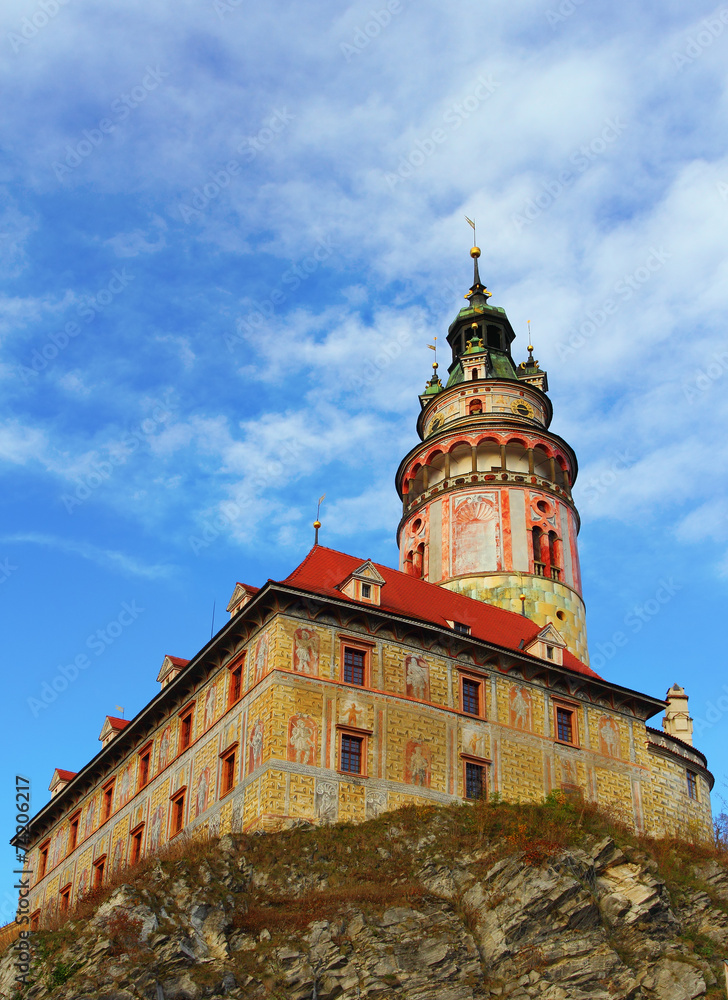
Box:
[662,683,693,745]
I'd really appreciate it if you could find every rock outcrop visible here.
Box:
[2,803,726,999]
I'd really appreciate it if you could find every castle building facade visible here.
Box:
[19,251,714,924]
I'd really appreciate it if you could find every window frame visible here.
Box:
[459,671,486,719]
[227,654,245,708]
[169,787,187,838]
[93,855,106,889]
[137,742,152,791]
[38,840,50,880]
[553,698,579,748]
[101,778,116,823]
[338,636,373,688]
[220,742,239,798]
[336,724,371,777]
[687,770,698,801]
[129,823,145,864]
[461,753,490,800]
[67,810,81,855]
[59,883,71,914]
[30,910,40,932]
[178,702,195,755]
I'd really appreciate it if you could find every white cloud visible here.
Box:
[0,532,173,579]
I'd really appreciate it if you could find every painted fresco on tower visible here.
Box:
[293,627,319,675]
[195,766,211,817]
[509,686,533,731]
[204,683,217,729]
[405,740,432,787]
[599,717,621,758]
[252,633,268,685]
[288,714,317,765]
[248,718,264,771]
[453,494,500,575]
[405,654,430,701]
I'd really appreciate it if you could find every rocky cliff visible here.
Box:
[3,799,727,1000]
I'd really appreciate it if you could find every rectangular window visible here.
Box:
[38,841,49,880]
[59,884,71,914]
[546,645,554,660]
[138,747,151,790]
[461,678,481,716]
[68,812,80,854]
[170,790,186,836]
[340,734,363,774]
[93,856,106,888]
[556,706,575,744]
[179,705,194,753]
[361,583,371,599]
[343,647,366,686]
[465,762,486,800]
[30,910,40,932]
[229,664,243,706]
[101,780,115,822]
[453,621,471,635]
[130,825,144,864]
[687,771,698,800]
[220,748,237,796]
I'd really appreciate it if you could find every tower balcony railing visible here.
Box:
[550,567,562,581]
[403,468,573,514]
[534,561,546,576]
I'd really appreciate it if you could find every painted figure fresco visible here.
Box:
[148,804,164,852]
[453,494,500,576]
[51,828,66,868]
[462,726,487,759]
[118,760,134,805]
[204,683,217,730]
[84,796,97,838]
[112,837,124,871]
[599,717,621,758]
[315,780,338,823]
[288,714,317,765]
[252,633,268,685]
[405,654,430,701]
[293,627,319,675]
[365,789,387,820]
[509,686,533,731]
[77,867,89,899]
[195,767,210,817]
[231,793,245,833]
[404,740,432,787]
[248,718,264,772]
[158,725,172,771]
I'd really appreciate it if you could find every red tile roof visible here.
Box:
[166,655,190,667]
[106,717,130,730]
[54,769,77,782]
[280,545,601,680]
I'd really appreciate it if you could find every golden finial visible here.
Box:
[313,495,325,545]
[470,246,481,258]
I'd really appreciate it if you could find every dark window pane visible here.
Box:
[465,762,485,799]
[344,648,365,685]
[687,772,697,800]
[462,679,480,715]
[557,708,573,743]
[341,734,362,774]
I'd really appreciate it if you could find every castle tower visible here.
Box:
[395,246,588,663]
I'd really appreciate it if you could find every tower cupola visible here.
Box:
[395,243,588,663]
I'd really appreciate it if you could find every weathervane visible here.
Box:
[313,493,325,545]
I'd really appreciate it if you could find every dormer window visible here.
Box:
[523,624,567,665]
[338,560,385,605]
[546,645,554,660]
[449,621,471,636]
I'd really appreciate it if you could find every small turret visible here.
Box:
[662,683,693,745]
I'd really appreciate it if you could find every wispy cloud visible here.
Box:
[1,533,173,580]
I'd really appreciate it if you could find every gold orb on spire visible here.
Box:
[470,246,481,259]
[432,361,439,369]
[313,520,321,529]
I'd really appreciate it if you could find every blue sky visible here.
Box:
[2,0,728,915]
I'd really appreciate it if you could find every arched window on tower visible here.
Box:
[414,542,425,580]
[532,527,545,576]
[486,325,501,350]
[404,551,415,576]
[471,369,479,380]
[548,532,562,581]
[469,399,482,415]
